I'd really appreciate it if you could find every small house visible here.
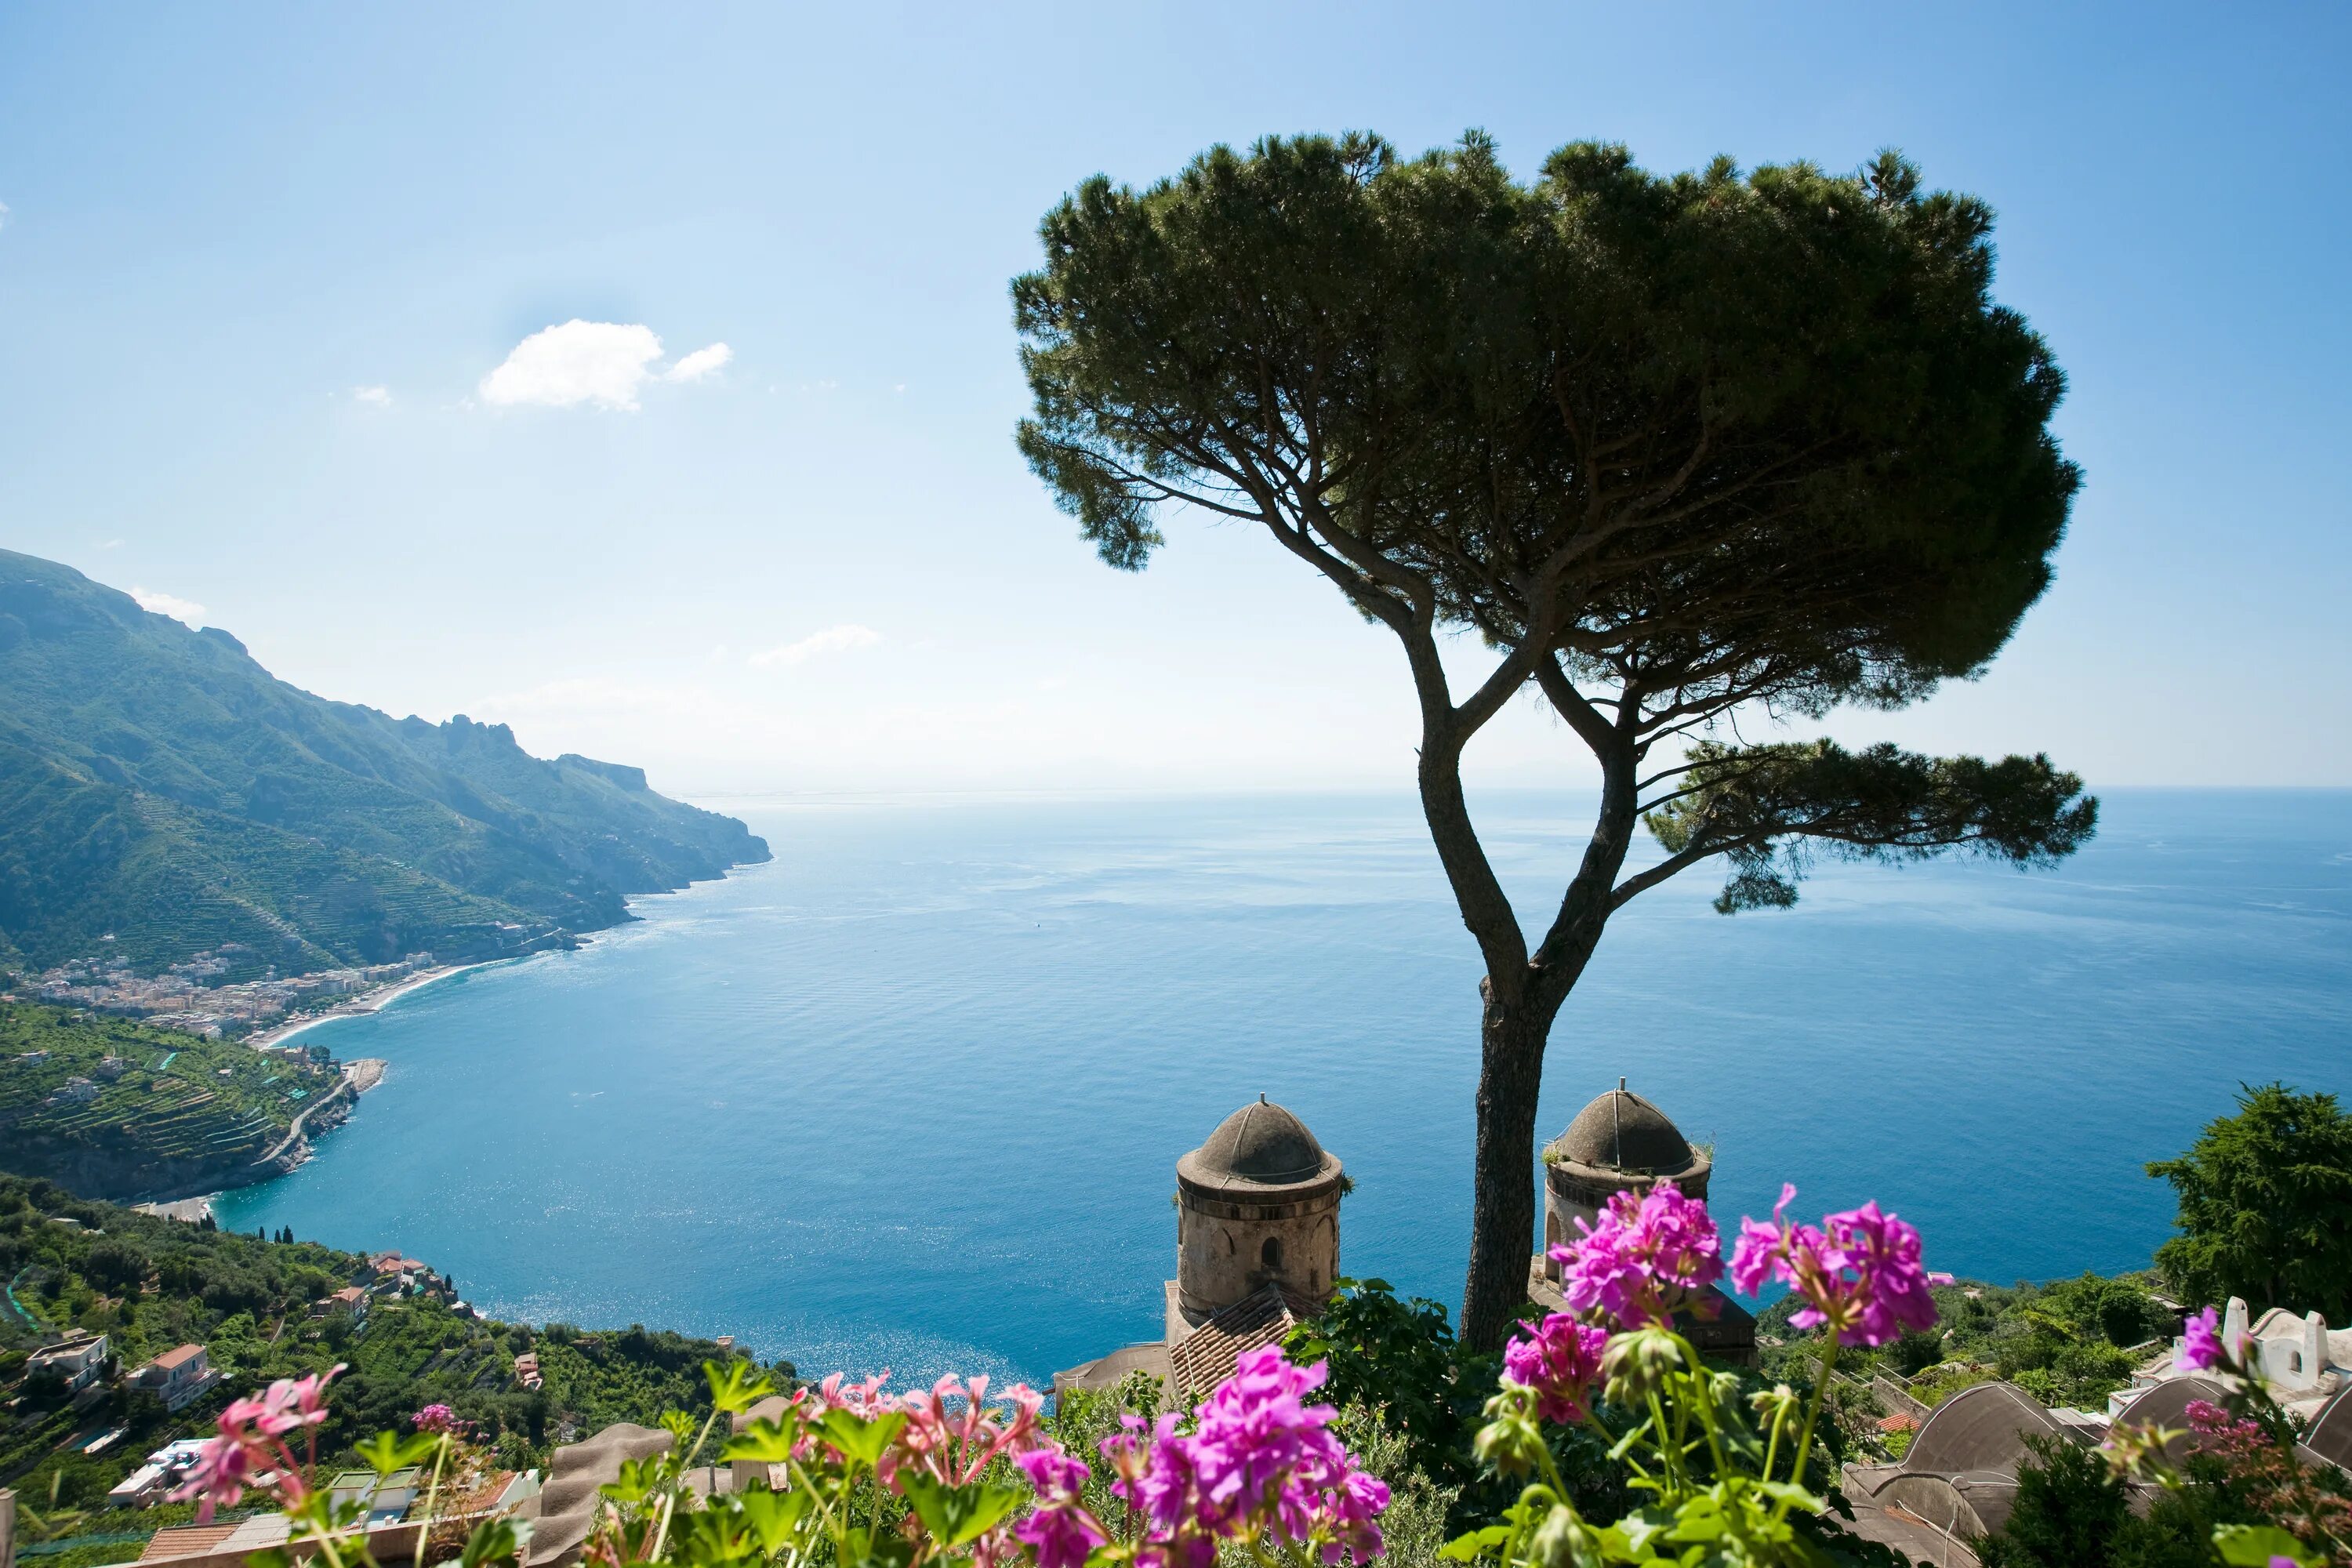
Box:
[28,1332,109,1392]
[132,1345,220,1412]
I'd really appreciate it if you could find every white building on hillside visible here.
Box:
[2111,1295,2351,1421]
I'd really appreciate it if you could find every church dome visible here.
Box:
[1178,1096,1341,1192]
[1546,1086,1704,1178]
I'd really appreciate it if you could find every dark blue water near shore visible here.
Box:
[216,789,2352,1386]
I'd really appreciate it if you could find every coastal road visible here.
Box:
[250,1059,385,1171]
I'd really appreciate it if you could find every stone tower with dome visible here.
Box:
[1054,1094,1345,1406]
[1174,1094,1345,1331]
[1532,1079,1755,1365]
[1541,1077,1714,1279]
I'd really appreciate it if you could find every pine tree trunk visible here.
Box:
[1459,985,1554,1352]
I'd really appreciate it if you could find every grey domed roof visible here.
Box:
[1547,1087,1696,1174]
[1178,1097,1342,1192]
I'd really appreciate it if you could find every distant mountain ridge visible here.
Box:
[0,549,769,976]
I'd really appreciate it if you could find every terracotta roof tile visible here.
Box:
[142,1524,240,1560]
[1167,1284,1319,1403]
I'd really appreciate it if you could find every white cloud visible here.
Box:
[747,624,882,669]
[664,343,732,383]
[130,586,207,626]
[353,384,393,408]
[0,201,10,233]
[478,320,731,411]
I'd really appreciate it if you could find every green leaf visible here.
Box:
[354,1429,438,1475]
[670,1509,760,1567]
[732,1488,813,1556]
[1439,1520,1519,1562]
[2212,1523,2320,1566]
[837,1526,918,1568]
[1602,1508,1678,1556]
[900,1473,1025,1549]
[721,1415,801,1464]
[817,1409,909,1470]
[601,1454,668,1506]
[706,1358,777,1416]
[460,1517,529,1568]
[1751,1479,1826,1512]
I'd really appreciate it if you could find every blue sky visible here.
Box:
[2,2,2345,793]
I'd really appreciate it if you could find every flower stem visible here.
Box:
[413,1432,448,1568]
[650,1407,724,1563]
[1776,1338,1839,1517]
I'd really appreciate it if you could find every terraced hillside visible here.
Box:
[0,1003,335,1200]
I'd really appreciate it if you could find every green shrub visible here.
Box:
[2149,1082,2352,1321]
[1976,1435,2129,1567]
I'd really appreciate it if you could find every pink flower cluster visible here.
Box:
[169,1367,342,1521]
[1730,1185,1950,1348]
[2183,1398,2268,1453]
[1012,1447,1108,1568]
[1502,1313,1608,1425]
[893,1373,1047,1487]
[782,1367,1102,1568]
[173,1352,1388,1568]
[1101,1347,1390,1566]
[1552,1179,1724,1329]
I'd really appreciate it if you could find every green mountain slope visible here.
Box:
[0,550,768,975]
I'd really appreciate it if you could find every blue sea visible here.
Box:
[215,789,2352,1388]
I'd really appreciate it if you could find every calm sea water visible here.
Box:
[216,789,2352,1387]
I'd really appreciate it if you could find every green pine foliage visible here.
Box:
[0,1002,327,1196]
[2148,1083,2352,1322]
[0,549,768,978]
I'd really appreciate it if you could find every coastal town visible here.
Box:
[21,949,448,1042]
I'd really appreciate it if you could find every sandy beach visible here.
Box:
[248,961,499,1050]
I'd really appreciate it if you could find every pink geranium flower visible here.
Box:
[170,1433,257,1521]
[895,1373,1047,1487]
[225,1369,339,1439]
[1730,1185,1948,1348]
[1552,1179,1725,1329]
[1012,1446,1109,1568]
[1188,1345,1346,1522]
[1102,1348,1390,1563]
[171,1365,343,1521]
[1103,1413,1217,1563]
[1502,1313,1609,1425]
[2180,1305,2230,1370]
